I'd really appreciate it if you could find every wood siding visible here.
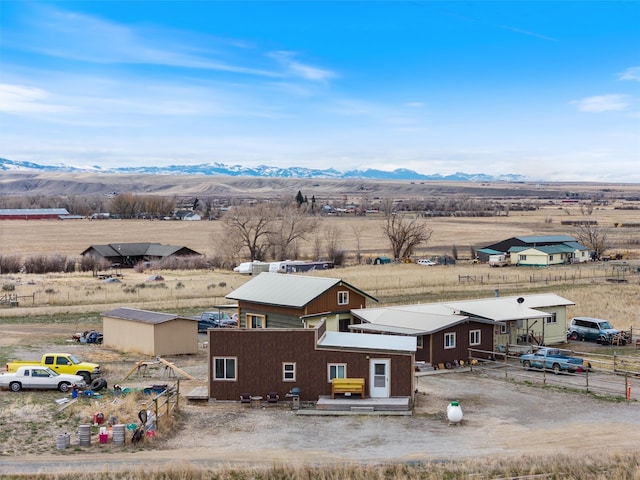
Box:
[207,328,414,402]
[424,321,494,366]
[236,283,370,330]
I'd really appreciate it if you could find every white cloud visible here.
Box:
[24,6,279,77]
[0,83,72,114]
[619,66,640,81]
[571,94,629,112]
[268,51,336,82]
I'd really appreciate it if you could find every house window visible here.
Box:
[416,336,423,349]
[444,332,456,349]
[469,330,481,346]
[213,357,236,381]
[283,363,296,382]
[500,323,508,334]
[519,255,527,261]
[328,363,347,381]
[338,291,349,305]
[546,313,557,324]
[247,314,265,329]
[549,255,554,261]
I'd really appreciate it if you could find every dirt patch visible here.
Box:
[2,316,640,475]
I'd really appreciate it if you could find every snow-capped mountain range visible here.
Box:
[0,157,525,182]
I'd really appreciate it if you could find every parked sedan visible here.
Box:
[0,366,87,392]
[417,259,437,266]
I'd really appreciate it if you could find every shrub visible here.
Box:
[24,254,76,274]
[79,255,111,273]
[2,283,16,292]
[0,255,22,274]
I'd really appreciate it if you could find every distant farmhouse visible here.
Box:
[0,208,72,220]
[477,235,591,266]
[81,242,201,268]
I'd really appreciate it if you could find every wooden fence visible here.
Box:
[143,380,180,432]
[468,347,640,401]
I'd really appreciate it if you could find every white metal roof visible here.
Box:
[226,272,375,307]
[317,331,416,353]
[352,307,475,334]
[350,293,574,332]
[444,294,574,322]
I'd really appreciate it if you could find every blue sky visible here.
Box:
[1,1,639,182]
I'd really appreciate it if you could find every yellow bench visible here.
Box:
[331,378,365,399]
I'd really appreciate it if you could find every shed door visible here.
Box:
[369,359,390,398]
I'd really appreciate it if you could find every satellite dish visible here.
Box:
[517,297,525,304]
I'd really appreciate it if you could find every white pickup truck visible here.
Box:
[0,366,86,393]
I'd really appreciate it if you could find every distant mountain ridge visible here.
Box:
[0,157,526,182]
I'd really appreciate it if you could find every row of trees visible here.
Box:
[220,202,433,264]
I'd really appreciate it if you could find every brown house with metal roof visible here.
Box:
[101,307,198,356]
[225,273,378,331]
[81,243,201,267]
[207,319,416,403]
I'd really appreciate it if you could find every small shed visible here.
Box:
[373,256,391,265]
[101,307,198,356]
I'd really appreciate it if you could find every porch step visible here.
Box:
[350,406,375,413]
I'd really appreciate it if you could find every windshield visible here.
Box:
[44,368,59,376]
[599,322,613,330]
[68,354,81,364]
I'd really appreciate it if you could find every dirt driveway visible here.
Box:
[1,322,639,475]
[2,370,640,475]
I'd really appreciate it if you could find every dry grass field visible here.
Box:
[1,178,640,478]
[1,200,639,259]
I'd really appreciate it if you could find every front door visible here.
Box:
[369,359,390,398]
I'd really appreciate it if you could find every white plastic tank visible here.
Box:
[447,401,463,424]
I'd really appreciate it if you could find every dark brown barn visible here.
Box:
[225,273,378,331]
[207,319,416,402]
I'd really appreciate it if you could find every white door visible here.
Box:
[369,359,390,398]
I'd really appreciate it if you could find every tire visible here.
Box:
[90,378,103,390]
[522,360,531,370]
[79,372,91,385]
[569,331,578,341]
[9,382,22,392]
[552,363,561,375]
[58,382,71,393]
[99,378,108,390]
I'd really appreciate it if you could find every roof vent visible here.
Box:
[517,297,525,304]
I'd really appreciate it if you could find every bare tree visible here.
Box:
[268,205,318,260]
[381,214,432,259]
[351,225,363,265]
[224,203,317,262]
[109,193,141,218]
[381,198,394,216]
[575,223,608,260]
[223,204,276,261]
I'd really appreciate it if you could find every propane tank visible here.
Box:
[447,401,463,424]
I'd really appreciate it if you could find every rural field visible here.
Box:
[1,178,640,478]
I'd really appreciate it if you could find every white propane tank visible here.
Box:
[447,401,463,424]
